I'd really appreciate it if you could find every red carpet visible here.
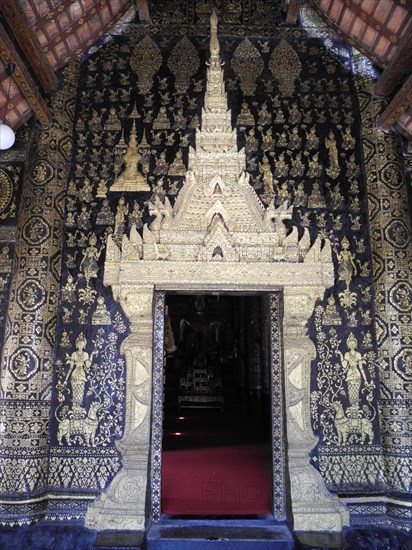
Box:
[161,412,272,515]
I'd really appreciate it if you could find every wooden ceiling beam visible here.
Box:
[286,0,300,25]
[376,74,412,131]
[374,20,412,97]
[0,0,58,92]
[135,0,151,23]
[341,0,401,45]
[0,23,52,128]
[37,0,83,26]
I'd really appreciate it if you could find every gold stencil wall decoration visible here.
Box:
[0,168,14,220]
[0,61,78,495]
[231,38,264,96]
[354,70,412,491]
[130,35,162,95]
[269,39,301,97]
[168,36,200,94]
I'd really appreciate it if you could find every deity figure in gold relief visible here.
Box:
[80,234,101,285]
[260,154,273,194]
[337,333,370,410]
[337,237,356,288]
[325,130,339,178]
[274,152,289,177]
[237,102,255,126]
[114,196,129,237]
[65,333,96,411]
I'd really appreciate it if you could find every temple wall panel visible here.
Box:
[0,2,410,535]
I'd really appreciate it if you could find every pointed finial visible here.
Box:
[211,8,218,28]
[130,102,141,119]
[209,8,220,62]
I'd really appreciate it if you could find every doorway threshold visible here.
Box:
[145,516,294,549]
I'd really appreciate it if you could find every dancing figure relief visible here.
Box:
[338,333,374,410]
[327,333,376,446]
[64,332,97,411]
[337,237,356,288]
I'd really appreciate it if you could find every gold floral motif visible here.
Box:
[168,36,200,94]
[269,39,301,97]
[130,35,162,95]
[231,38,264,96]
[0,169,13,218]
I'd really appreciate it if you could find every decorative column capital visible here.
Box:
[113,284,154,323]
[283,286,325,329]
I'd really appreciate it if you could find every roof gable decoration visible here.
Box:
[105,9,333,279]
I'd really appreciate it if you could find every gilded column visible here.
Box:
[86,284,154,532]
[283,287,349,532]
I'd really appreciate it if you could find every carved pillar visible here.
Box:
[283,288,349,532]
[86,284,154,532]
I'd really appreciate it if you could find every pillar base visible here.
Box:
[86,458,148,532]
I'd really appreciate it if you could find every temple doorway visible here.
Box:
[160,293,274,516]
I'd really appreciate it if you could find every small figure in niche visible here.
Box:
[237,102,255,126]
[172,108,187,131]
[153,106,171,130]
[305,126,319,150]
[96,179,108,199]
[61,330,72,349]
[259,154,273,194]
[294,182,307,208]
[153,151,169,176]
[257,102,271,126]
[307,182,325,209]
[169,150,186,176]
[287,127,301,150]
[92,295,111,325]
[288,102,301,125]
[274,152,289,178]
[114,196,129,237]
[0,246,12,272]
[323,295,341,325]
[128,200,143,229]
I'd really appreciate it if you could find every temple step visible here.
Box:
[145,518,294,549]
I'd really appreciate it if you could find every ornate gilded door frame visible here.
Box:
[86,282,349,534]
[150,290,288,523]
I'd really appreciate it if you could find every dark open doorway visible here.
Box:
[161,293,273,516]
